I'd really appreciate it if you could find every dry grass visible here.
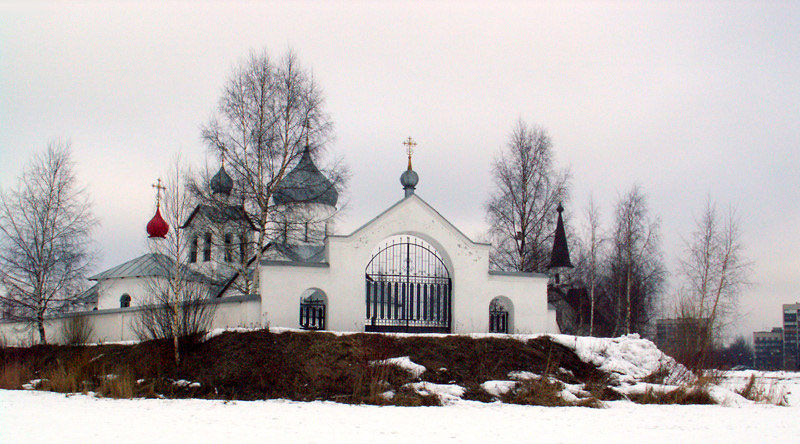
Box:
[630,385,715,405]
[0,360,33,389]
[503,377,570,406]
[737,374,788,406]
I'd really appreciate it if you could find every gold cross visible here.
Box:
[152,178,166,206]
[403,137,416,170]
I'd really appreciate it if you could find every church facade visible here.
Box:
[0,145,560,345]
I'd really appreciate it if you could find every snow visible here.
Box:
[4,389,800,443]
[370,356,426,378]
[508,370,538,381]
[202,327,260,341]
[550,333,692,384]
[403,382,465,405]
[22,379,45,390]
[480,380,516,397]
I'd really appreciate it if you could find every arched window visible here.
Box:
[489,297,512,334]
[203,232,212,262]
[224,233,233,262]
[299,289,327,330]
[120,294,131,308]
[189,235,198,263]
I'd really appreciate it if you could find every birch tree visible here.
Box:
[583,197,604,336]
[0,141,96,344]
[134,158,216,365]
[486,120,570,272]
[608,185,665,335]
[677,199,749,359]
[202,49,342,279]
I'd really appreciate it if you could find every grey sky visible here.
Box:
[1,1,798,339]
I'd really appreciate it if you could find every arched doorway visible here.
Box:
[299,289,327,330]
[365,235,451,333]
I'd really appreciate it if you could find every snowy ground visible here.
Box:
[3,388,800,444]
[5,334,800,442]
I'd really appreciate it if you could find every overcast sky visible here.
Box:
[1,1,798,339]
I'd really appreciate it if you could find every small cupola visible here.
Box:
[146,178,169,239]
[400,137,419,197]
[210,165,233,196]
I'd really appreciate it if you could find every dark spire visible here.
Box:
[548,202,573,269]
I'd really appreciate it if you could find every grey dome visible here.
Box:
[400,169,418,189]
[210,165,233,196]
[273,147,338,207]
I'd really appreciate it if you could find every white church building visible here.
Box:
[1,143,561,344]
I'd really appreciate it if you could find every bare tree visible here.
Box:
[202,49,344,279]
[486,120,570,272]
[581,197,604,336]
[0,141,96,344]
[676,198,749,360]
[608,185,665,335]
[134,157,216,365]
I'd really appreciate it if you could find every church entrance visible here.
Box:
[365,236,451,333]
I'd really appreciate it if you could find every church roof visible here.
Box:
[268,243,327,264]
[89,253,209,282]
[548,203,573,269]
[74,283,100,305]
[272,147,338,207]
[180,204,254,229]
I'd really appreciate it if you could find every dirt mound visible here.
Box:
[2,330,711,406]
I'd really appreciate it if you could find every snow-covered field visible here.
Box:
[5,334,800,443]
[3,388,800,444]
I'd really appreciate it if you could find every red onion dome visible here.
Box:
[146,205,169,238]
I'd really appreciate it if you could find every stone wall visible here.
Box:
[0,295,261,346]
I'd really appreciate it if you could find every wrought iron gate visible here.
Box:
[300,294,326,330]
[365,236,451,333]
[489,299,509,333]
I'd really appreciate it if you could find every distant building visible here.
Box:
[753,327,784,370]
[655,317,708,358]
[782,303,800,369]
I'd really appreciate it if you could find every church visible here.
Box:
[0,140,569,344]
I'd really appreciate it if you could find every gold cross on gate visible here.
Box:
[152,178,166,206]
[403,137,416,170]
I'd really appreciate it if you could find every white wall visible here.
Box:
[96,277,158,310]
[259,195,551,334]
[0,295,262,346]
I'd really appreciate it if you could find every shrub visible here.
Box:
[60,315,94,346]
[503,377,570,407]
[630,386,715,405]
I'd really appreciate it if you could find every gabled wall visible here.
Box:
[259,194,552,334]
